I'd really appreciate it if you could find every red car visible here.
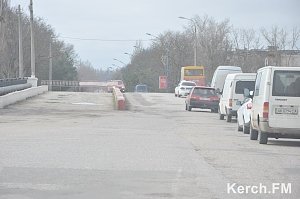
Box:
[185,86,219,112]
[107,80,125,93]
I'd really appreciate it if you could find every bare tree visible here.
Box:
[0,3,78,80]
[193,15,232,81]
[287,27,300,66]
[261,26,289,66]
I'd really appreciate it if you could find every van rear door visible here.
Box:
[232,80,255,111]
[269,68,300,129]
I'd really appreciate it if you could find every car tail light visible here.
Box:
[190,95,199,100]
[247,103,253,109]
[263,102,269,119]
[210,96,219,101]
[229,99,233,107]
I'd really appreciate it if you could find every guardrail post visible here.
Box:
[27,77,38,87]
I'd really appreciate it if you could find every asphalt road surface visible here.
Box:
[0,92,299,199]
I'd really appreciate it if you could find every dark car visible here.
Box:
[185,86,219,112]
[134,84,148,92]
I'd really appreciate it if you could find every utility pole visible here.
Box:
[193,23,197,66]
[179,17,197,66]
[49,38,52,91]
[18,5,24,78]
[0,0,3,22]
[0,0,4,48]
[0,0,3,31]
[29,0,35,77]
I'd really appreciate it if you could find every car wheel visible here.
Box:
[219,113,224,120]
[188,105,192,111]
[226,114,232,122]
[175,93,177,97]
[259,131,268,144]
[250,125,258,140]
[185,103,188,111]
[243,123,250,134]
[237,122,243,131]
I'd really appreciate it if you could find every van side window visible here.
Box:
[235,81,255,94]
[254,72,262,96]
[272,71,300,97]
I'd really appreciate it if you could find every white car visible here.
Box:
[175,81,196,97]
[237,98,252,134]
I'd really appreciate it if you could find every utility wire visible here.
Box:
[59,36,149,42]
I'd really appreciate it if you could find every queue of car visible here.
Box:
[176,66,300,145]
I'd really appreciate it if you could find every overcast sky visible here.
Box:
[10,0,300,70]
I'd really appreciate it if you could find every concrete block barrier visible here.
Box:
[0,85,48,108]
[112,87,125,110]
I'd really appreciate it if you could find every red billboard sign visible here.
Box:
[159,76,168,89]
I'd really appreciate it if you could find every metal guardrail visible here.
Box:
[0,78,28,87]
[0,83,32,96]
[41,80,80,87]
[41,80,80,92]
[0,78,31,96]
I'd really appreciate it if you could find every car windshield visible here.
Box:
[235,81,255,94]
[273,71,300,97]
[192,88,216,97]
[184,69,204,76]
[182,82,196,86]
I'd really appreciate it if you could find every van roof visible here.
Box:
[216,66,242,70]
[226,73,256,79]
[258,66,300,71]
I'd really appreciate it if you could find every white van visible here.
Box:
[250,66,300,144]
[219,73,256,122]
[211,66,242,93]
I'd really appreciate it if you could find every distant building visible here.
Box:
[229,47,300,73]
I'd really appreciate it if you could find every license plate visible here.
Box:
[275,107,298,115]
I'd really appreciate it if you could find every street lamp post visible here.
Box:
[49,38,52,91]
[18,5,24,78]
[179,16,197,66]
[106,66,113,81]
[112,64,121,69]
[124,52,132,56]
[29,0,35,77]
[113,58,126,65]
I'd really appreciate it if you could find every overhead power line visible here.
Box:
[59,36,149,42]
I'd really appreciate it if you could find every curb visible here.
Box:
[112,87,125,110]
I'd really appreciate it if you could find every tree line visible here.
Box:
[115,15,300,92]
[0,0,80,80]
